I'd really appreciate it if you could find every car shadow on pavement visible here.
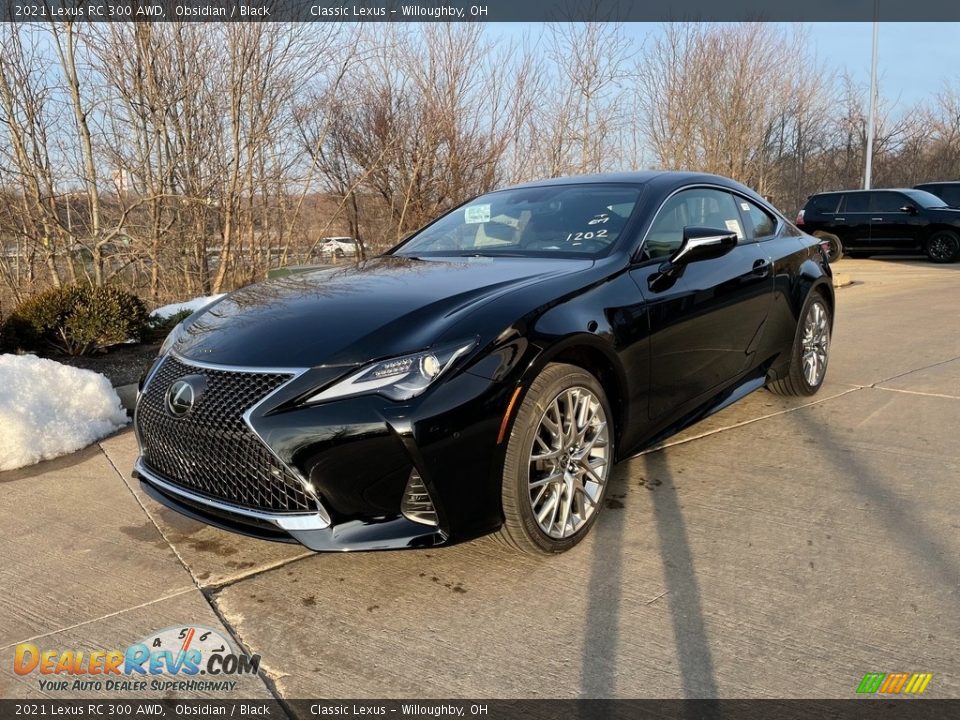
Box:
[793,410,960,598]
[644,452,721,706]
[580,463,628,700]
[579,451,720,708]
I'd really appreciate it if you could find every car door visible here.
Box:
[805,193,843,236]
[629,187,774,421]
[868,191,921,249]
[837,192,871,249]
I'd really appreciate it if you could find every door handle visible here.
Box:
[834,217,845,222]
[872,217,883,221]
[752,258,771,276]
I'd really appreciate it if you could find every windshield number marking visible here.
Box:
[566,229,608,242]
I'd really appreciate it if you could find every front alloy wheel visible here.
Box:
[528,386,609,539]
[497,363,613,554]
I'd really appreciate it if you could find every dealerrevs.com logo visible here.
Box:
[13,625,260,694]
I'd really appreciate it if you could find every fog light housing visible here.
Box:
[401,470,438,527]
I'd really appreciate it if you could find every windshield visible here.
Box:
[903,189,949,208]
[393,184,643,258]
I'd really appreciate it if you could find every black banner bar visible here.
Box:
[4,0,960,22]
[2,700,960,720]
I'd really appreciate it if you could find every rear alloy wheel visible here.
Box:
[814,232,843,263]
[496,363,613,554]
[768,292,832,397]
[924,230,960,263]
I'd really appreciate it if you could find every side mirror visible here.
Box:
[647,227,737,292]
[900,205,919,215]
[666,226,738,269]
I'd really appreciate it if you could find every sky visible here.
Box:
[494,21,958,112]
[809,23,957,108]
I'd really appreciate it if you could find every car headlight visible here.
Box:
[158,321,185,356]
[306,339,477,404]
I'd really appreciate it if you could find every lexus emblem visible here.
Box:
[165,376,206,417]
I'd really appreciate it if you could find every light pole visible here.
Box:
[864,2,880,189]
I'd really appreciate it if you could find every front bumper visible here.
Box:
[135,459,446,551]
[133,351,510,551]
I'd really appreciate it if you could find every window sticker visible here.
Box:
[740,201,751,212]
[464,204,491,224]
[725,219,744,239]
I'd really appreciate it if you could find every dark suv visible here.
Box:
[914,182,960,208]
[797,188,960,263]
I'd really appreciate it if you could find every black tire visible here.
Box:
[767,291,832,397]
[924,230,960,263]
[334,248,345,259]
[813,232,843,263]
[495,363,614,555]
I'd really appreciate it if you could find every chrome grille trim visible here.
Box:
[136,458,330,530]
[137,352,321,514]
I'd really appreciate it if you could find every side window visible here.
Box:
[808,194,840,214]
[739,198,777,239]
[842,193,869,213]
[644,188,744,259]
[871,192,908,213]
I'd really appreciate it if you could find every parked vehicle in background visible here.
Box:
[914,182,960,208]
[797,189,960,263]
[317,237,359,259]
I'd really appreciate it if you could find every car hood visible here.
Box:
[175,255,593,368]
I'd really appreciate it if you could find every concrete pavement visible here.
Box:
[2,258,958,700]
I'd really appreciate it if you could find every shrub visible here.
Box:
[3,284,149,356]
[145,308,193,342]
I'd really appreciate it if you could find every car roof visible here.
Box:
[916,181,960,186]
[811,188,919,197]
[502,170,761,197]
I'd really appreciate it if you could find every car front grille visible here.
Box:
[136,355,315,514]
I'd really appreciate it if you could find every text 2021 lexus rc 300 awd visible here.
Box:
[133,172,834,554]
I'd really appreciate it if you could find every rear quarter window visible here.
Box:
[806,194,841,214]
[739,198,777,239]
[938,186,960,207]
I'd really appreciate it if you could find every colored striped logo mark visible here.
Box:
[857,672,933,695]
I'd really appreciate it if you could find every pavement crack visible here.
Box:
[202,551,315,593]
[0,588,196,651]
[873,355,960,386]
[100,442,291,713]
[645,590,669,605]
[204,589,294,719]
[873,386,960,401]
[99,442,200,591]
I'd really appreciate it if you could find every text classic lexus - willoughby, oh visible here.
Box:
[133,172,833,554]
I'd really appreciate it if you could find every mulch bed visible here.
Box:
[57,342,162,387]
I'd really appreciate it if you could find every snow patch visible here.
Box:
[0,354,129,472]
[150,294,226,320]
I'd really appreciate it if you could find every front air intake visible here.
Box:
[401,470,439,526]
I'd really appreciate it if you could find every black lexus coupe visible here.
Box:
[134,172,834,554]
